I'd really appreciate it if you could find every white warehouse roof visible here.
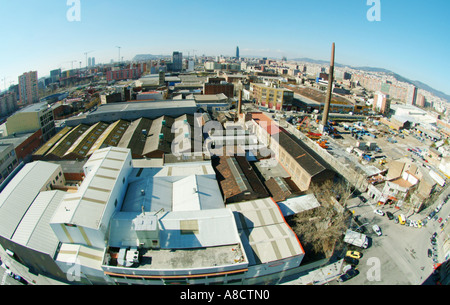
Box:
[0,161,62,239]
[51,147,131,229]
[11,190,65,255]
[228,198,304,265]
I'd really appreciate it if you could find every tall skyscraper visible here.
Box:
[236,46,239,59]
[18,71,39,106]
[172,51,183,72]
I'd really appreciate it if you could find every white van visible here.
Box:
[372,224,382,236]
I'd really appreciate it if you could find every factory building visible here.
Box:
[0,147,305,285]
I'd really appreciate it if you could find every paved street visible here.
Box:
[0,265,23,286]
[330,186,450,285]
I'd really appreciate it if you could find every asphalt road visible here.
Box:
[0,265,23,286]
[331,187,449,285]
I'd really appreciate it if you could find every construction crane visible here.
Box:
[63,60,77,70]
[296,116,310,132]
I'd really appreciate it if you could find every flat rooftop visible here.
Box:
[106,208,247,272]
[93,100,196,114]
[17,102,50,113]
[132,244,242,270]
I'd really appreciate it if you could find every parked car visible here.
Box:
[13,274,28,285]
[428,211,436,220]
[438,217,443,223]
[374,209,384,216]
[386,211,394,220]
[337,269,359,282]
[432,232,438,239]
[344,256,359,266]
[346,251,362,259]
[373,224,382,236]
[428,249,433,258]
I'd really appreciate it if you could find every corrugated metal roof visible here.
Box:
[276,194,321,217]
[87,120,130,156]
[63,121,110,159]
[228,198,304,265]
[12,190,65,255]
[0,161,61,239]
[45,124,90,159]
[56,243,104,270]
[51,147,130,229]
[33,126,72,157]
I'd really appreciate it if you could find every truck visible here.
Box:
[344,229,369,249]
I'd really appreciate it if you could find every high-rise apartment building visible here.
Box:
[373,92,390,115]
[0,92,18,117]
[50,69,61,83]
[236,46,239,59]
[172,51,183,72]
[18,71,39,106]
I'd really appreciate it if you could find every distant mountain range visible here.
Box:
[291,57,450,102]
[133,54,169,61]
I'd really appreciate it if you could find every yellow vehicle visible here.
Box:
[346,251,362,259]
[398,214,406,225]
[417,220,423,228]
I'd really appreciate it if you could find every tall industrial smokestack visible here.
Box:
[238,90,243,115]
[321,42,335,127]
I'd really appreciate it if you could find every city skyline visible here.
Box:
[0,0,449,96]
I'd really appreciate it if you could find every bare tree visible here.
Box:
[289,180,351,257]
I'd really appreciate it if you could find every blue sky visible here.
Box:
[1,0,449,96]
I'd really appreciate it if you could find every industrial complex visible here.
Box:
[1,42,450,287]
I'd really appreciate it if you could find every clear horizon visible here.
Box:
[1,0,449,96]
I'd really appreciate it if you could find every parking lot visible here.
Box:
[330,188,449,285]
